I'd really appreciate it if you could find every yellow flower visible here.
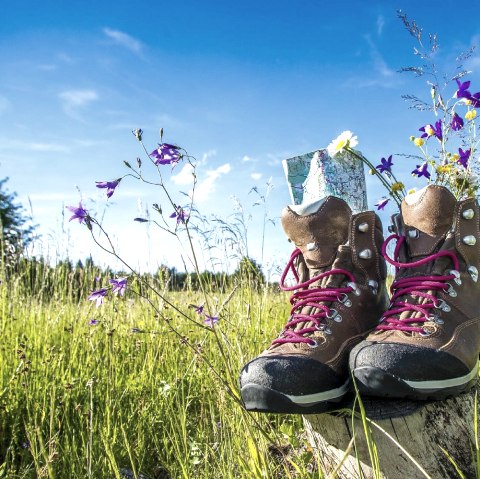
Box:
[407,188,417,195]
[437,165,452,174]
[465,110,477,121]
[413,137,425,147]
[391,182,404,192]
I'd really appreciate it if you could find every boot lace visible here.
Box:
[272,248,357,347]
[377,233,459,334]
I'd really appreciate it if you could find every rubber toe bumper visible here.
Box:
[239,355,350,413]
[350,341,477,400]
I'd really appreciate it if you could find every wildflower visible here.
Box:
[437,164,452,174]
[134,217,148,222]
[204,315,219,327]
[66,203,88,223]
[88,319,99,326]
[419,120,442,141]
[391,182,404,192]
[150,143,181,166]
[375,198,390,210]
[376,155,393,173]
[413,137,425,147]
[407,188,417,195]
[110,277,127,296]
[455,79,471,99]
[192,304,204,315]
[412,162,431,179]
[95,179,121,199]
[326,131,358,157]
[170,207,188,224]
[132,128,143,141]
[451,112,464,131]
[470,92,480,108]
[87,288,108,307]
[457,148,471,169]
[465,110,477,121]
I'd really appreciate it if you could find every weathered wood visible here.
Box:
[304,386,479,479]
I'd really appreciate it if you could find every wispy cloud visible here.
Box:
[0,138,70,153]
[58,89,98,119]
[376,15,385,37]
[251,172,262,181]
[0,96,9,115]
[364,34,394,78]
[103,27,143,54]
[195,163,231,202]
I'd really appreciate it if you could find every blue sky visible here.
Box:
[2,0,480,278]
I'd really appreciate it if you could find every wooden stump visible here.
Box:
[304,385,479,479]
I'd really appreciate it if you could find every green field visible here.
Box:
[0,262,478,478]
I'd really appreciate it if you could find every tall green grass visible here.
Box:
[0,259,325,478]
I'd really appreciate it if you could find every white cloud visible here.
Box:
[364,34,394,78]
[242,155,253,162]
[251,172,262,181]
[195,163,231,202]
[0,96,9,115]
[171,163,195,186]
[376,15,385,37]
[58,89,98,118]
[103,27,143,54]
[30,143,70,152]
[0,138,70,153]
[201,149,217,165]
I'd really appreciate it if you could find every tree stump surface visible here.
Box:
[304,384,479,479]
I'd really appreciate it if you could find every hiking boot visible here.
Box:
[239,196,388,413]
[350,185,480,400]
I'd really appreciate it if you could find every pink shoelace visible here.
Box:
[272,248,356,346]
[378,233,460,333]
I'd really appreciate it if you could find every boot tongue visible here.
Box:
[401,185,456,259]
[281,196,351,270]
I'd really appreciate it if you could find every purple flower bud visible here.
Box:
[87,288,108,307]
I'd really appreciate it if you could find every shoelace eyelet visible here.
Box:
[420,329,432,337]
[326,309,337,319]
[444,283,457,297]
[338,293,352,307]
[429,315,444,325]
[434,299,451,312]
[308,339,318,348]
[449,270,462,285]
[346,281,361,296]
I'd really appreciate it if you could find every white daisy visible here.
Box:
[326,130,358,157]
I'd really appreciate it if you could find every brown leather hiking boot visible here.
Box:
[239,196,388,413]
[350,185,480,400]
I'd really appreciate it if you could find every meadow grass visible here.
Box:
[1,260,480,479]
[0,261,326,479]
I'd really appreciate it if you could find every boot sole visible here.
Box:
[352,360,479,401]
[240,380,350,414]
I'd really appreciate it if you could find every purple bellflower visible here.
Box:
[412,162,431,179]
[376,155,394,173]
[66,203,89,223]
[455,79,471,99]
[204,315,219,327]
[150,143,181,166]
[170,207,188,224]
[375,198,390,210]
[88,288,108,307]
[88,319,99,326]
[419,120,442,141]
[96,179,121,198]
[458,148,471,169]
[110,277,127,296]
[451,113,464,131]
